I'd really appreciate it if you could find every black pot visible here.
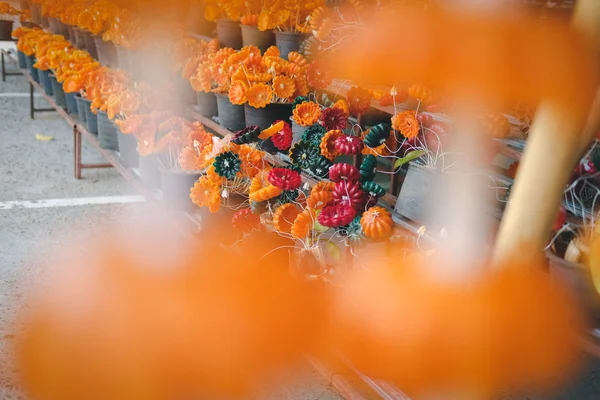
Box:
[72,27,85,49]
[24,55,39,83]
[48,18,69,37]
[0,20,14,41]
[116,126,139,168]
[275,31,308,60]
[65,92,78,115]
[57,20,70,39]
[175,77,196,105]
[47,17,59,34]
[139,154,161,188]
[259,138,278,154]
[127,49,145,82]
[115,45,130,72]
[240,25,275,53]
[160,170,202,211]
[49,74,67,109]
[75,95,87,123]
[196,91,218,117]
[216,19,242,49]
[548,251,600,327]
[67,26,75,42]
[94,36,117,67]
[83,98,98,135]
[97,110,119,150]
[244,103,293,130]
[17,51,26,68]
[82,30,98,59]
[30,4,42,25]
[363,108,391,127]
[38,69,54,96]
[215,92,245,131]
[186,1,215,36]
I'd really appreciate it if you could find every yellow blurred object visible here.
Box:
[35,133,54,142]
[589,235,600,294]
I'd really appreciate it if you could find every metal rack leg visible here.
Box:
[74,126,82,179]
[29,81,54,119]
[1,51,5,82]
[30,82,34,119]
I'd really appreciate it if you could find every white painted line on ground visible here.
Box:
[0,195,146,210]
[0,93,42,97]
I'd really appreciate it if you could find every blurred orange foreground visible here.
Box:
[11,224,583,400]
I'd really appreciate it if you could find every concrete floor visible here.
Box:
[0,61,342,399]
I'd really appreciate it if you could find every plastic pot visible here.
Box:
[186,1,215,36]
[215,92,245,131]
[160,170,202,211]
[216,19,242,49]
[47,17,59,34]
[38,69,54,96]
[176,77,196,105]
[116,126,139,168]
[49,74,67,109]
[275,31,307,60]
[71,27,86,49]
[41,15,49,29]
[244,103,293,130]
[94,36,117,67]
[97,110,119,150]
[394,162,442,226]
[363,108,391,127]
[82,30,98,59]
[57,20,70,39]
[24,55,39,82]
[196,91,218,118]
[65,92,78,115]
[67,26,75,42]
[126,49,144,82]
[115,45,130,71]
[259,138,278,154]
[75,95,87,123]
[17,51,26,69]
[30,3,42,25]
[139,154,161,188]
[83,98,98,135]
[0,20,14,41]
[240,25,275,53]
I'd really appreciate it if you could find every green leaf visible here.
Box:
[394,150,427,169]
[313,220,329,233]
[326,242,341,262]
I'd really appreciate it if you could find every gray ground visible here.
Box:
[0,59,342,399]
